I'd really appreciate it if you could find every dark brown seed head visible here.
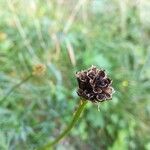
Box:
[76,66,114,103]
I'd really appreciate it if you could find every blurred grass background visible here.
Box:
[0,0,150,150]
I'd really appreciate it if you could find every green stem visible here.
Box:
[42,100,87,150]
[0,74,32,104]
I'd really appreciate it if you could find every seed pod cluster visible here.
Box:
[76,66,114,103]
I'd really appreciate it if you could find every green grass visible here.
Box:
[0,0,150,149]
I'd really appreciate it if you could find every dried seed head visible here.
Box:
[32,64,46,76]
[76,66,114,103]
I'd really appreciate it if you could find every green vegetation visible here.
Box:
[0,0,150,149]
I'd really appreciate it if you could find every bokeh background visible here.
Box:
[0,0,150,150]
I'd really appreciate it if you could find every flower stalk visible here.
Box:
[42,100,87,150]
[0,74,33,104]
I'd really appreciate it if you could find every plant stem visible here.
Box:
[0,74,32,104]
[42,100,88,150]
